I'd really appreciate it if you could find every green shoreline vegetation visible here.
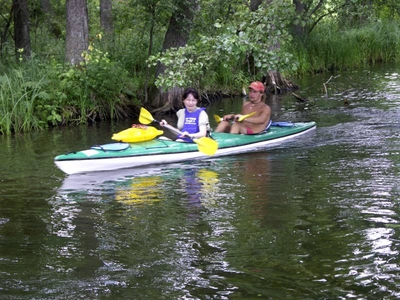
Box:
[294,21,400,74]
[1,1,399,135]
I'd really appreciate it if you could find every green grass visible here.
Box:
[292,21,400,75]
[0,67,49,134]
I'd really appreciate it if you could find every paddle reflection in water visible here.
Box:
[175,168,220,218]
[115,176,163,206]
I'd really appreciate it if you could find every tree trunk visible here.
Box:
[250,0,262,11]
[1,5,13,56]
[292,0,307,38]
[144,3,156,104]
[40,0,62,38]
[40,0,53,14]
[13,0,31,59]
[100,0,113,37]
[155,1,197,78]
[65,0,89,66]
[152,0,199,110]
[263,71,298,94]
[253,0,299,93]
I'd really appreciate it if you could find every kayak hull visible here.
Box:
[55,122,316,175]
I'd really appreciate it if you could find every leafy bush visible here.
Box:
[0,44,139,134]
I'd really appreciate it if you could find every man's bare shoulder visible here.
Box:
[263,103,271,109]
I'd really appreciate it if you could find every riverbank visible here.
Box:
[1,21,399,135]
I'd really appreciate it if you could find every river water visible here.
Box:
[1,63,400,299]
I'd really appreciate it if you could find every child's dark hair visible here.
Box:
[182,88,200,101]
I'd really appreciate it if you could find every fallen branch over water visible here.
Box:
[292,92,307,102]
[323,75,341,96]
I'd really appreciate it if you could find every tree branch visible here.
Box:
[308,0,352,36]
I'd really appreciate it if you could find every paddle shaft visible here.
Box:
[150,117,197,140]
[214,111,256,123]
[162,123,188,137]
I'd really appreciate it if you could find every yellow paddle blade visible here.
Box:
[238,111,256,122]
[213,114,223,123]
[193,137,218,156]
[139,107,155,125]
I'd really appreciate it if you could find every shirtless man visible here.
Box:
[215,81,271,134]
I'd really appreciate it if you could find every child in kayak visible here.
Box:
[160,88,210,142]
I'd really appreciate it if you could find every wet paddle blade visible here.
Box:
[238,111,256,122]
[213,114,223,123]
[139,107,155,125]
[193,137,218,156]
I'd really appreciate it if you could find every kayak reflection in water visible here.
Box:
[215,81,271,134]
[160,88,211,142]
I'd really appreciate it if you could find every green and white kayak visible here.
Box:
[54,121,316,175]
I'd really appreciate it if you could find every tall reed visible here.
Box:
[0,68,48,135]
[292,21,400,75]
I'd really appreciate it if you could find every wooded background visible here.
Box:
[1,0,399,134]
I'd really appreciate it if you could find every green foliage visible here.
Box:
[149,2,298,91]
[58,42,138,123]
[292,20,400,75]
[1,0,400,135]
[0,42,138,134]
[0,64,57,134]
[374,0,400,20]
[148,45,212,90]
